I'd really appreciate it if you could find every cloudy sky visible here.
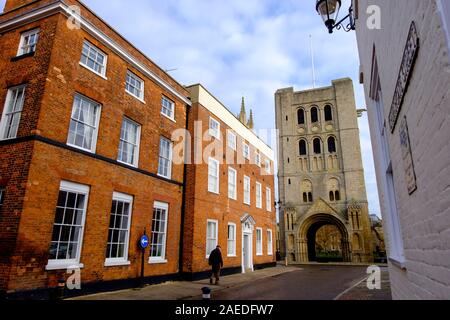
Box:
[1,0,381,216]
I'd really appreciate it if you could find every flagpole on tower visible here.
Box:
[309,34,316,89]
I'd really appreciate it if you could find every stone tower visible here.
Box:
[275,78,373,263]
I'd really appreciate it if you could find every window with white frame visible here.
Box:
[208,158,220,194]
[266,187,272,212]
[256,228,263,256]
[17,28,39,56]
[243,143,250,160]
[80,41,107,77]
[209,117,220,139]
[227,223,236,257]
[0,187,5,208]
[158,137,173,179]
[0,85,26,140]
[267,230,273,256]
[118,117,140,167]
[105,192,133,266]
[47,181,89,270]
[206,220,218,257]
[371,56,405,263]
[255,152,261,167]
[228,167,237,200]
[244,175,251,205]
[125,70,144,101]
[161,96,175,120]
[265,159,271,174]
[227,131,237,151]
[67,94,101,153]
[150,201,169,262]
[256,182,262,209]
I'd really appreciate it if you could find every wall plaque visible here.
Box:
[389,21,420,132]
[399,117,417,195]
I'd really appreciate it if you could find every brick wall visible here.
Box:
[356,0,450,299]
[183,99,276,274]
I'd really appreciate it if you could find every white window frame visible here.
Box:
[209,117,220,140]
[243,143,250,160]
[243,175,251,205]
[266,187,272,212]
[256,182,262,209]
[105,192,133,267]
[0,187,5,208]
[227,130,237,151]
[117,117,141,167]
[438,0,450,63]
[267,229,273,256]
[46,181,89,271]
[228,167,237,200]
[227,223,237,257]
[125,70,145,102]
[0,85,26,141]
[256,228,263,256]
[158,137,173,179]
[79,40,108,78]
[206,219,218,258]
[265,159,271,174]
[149,201,169,264]
[67,94,102,153]
[255,152,261,167]
[208,157,220,194]
[17,28,39,56]
[161,96,175,121]
[370,58,405,265]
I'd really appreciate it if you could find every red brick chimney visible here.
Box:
[3,0,39,12]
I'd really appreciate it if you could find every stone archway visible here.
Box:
[299,213,351,263]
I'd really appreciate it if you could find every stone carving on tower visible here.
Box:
[275,78,374,264]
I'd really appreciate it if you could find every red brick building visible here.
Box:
[183,84,276,279]
[0,0,191,298]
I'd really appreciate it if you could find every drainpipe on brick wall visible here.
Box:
[178,100,191,279]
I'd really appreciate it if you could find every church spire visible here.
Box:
[247,109,254,130]
[239,97,247,124]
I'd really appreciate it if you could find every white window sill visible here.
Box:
[208,190,220,195]
[256,254,263,257]
[46,262,84,271]
[161,112,176,123]
[148,258,168,265]
[0,136,17,141]
[67,142,96,154]
[79,62,108,80]
[227,255,237,258]
[125,90,146,104]
[104,260,131,267]
[117,159,139,168]
[228,196,237,201]
[157,173,172,180]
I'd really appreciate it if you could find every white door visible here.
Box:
[242,233,253,273]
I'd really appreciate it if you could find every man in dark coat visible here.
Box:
[208,245,224,285]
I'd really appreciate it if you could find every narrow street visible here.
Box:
[71,265,392,300]
[204,265,391,300]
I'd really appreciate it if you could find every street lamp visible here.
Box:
[316,0,355,33]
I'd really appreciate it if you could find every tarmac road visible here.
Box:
[209,265,377,300]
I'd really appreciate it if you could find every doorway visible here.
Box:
[242,233,253,272]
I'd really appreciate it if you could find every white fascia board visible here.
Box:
[0,1,191,107]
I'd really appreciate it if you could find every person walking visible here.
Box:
[208,245,224,285]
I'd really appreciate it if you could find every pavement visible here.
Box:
[69,264,392,300]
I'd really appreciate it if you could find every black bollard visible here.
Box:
[201,287,211,300]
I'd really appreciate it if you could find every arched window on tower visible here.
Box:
[303,193,308,203]
[308,192,313,202]
[311,106,319,123]
[329,191,335,202]
[324,105,333,122]
[328,137,337,153]
[335,190,341,201]
[299,140,307,156]
[313,138,322,154]
[297,108,305,125]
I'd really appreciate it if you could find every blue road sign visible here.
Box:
[140,235,149,249]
